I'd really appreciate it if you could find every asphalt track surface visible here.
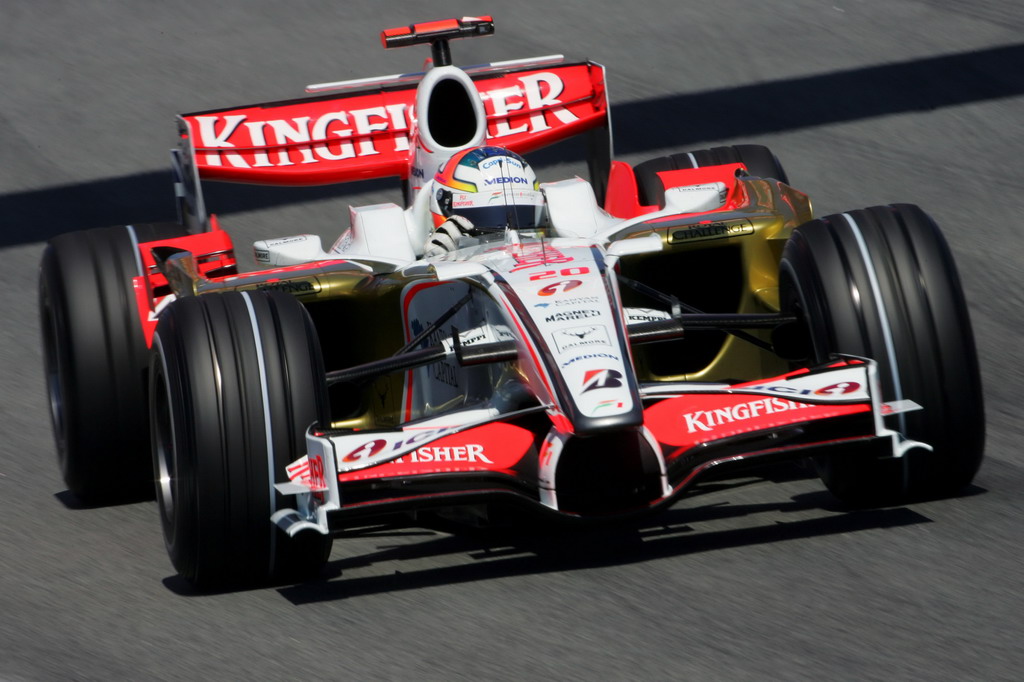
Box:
[2,2,1022,680]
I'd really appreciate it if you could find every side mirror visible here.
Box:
[253,234,327,266]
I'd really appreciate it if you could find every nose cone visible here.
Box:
[501,242,644,435]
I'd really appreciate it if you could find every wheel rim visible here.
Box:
[152,361,176,523]
[40,281,68,458]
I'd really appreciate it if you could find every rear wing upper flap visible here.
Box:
[179,58,610,188]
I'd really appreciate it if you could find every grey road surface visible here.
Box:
[2,1,1022,680]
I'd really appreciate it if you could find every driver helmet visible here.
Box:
[429,146,544,232]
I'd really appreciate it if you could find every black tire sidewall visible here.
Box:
[39,223,185,502]
[152,291,331,588]
[781,205,984,502]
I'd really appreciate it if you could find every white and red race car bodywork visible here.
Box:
[133,17,931,533]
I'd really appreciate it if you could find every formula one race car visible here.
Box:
[40,17,984,588]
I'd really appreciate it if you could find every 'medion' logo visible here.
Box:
[484,176,529,185]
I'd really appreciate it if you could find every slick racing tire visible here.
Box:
[39,223,186,504]
[634,144,789,207]
[151,290,332,589]
[779,204,984,504]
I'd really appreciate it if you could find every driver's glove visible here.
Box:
[423,215,474,258]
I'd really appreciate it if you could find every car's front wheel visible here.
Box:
[151,290,332,589]
[779,204,984,504]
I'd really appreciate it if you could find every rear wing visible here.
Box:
[178,58,610,189]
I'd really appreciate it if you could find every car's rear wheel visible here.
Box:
[633,144,789,207]
[151,290,332,589]
[779,204,984,504]
[39,223,186,504]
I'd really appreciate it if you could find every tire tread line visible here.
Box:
[820,217,875,361]
[892,206,985,481]
[877,206,936,436]
[86,231,130,468]
[197,296,234,584]
[840,211,906,419]
[241,291,279,576]
[218,293,264,583]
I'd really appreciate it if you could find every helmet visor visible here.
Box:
[443,189,544,230]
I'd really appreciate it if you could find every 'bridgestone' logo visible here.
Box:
[682,397,813,433]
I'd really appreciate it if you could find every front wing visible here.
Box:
[272,359,929,535]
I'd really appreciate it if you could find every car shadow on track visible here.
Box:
[154,466,986,598]
[271,479,937,605]
[53,489,155,509]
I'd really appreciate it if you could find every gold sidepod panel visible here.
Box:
[613,177,812,383]
[199,261,431,430]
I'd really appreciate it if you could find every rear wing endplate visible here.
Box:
[170,124,209,234]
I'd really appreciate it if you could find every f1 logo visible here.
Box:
[582,369,623,392]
